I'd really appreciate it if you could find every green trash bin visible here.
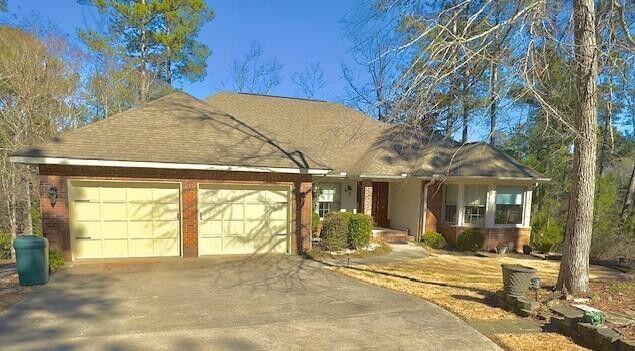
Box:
[13,235,49,286]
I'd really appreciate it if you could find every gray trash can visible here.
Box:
[13,235,49,286]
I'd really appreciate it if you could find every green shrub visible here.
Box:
[312,212,320,234]
[321,213,348,251]
[49,249,64,273]
[422,231,447,249]
[348,214,372,249]
[456,229,484,252]
[0,232,12,259]
[533,223,563,253]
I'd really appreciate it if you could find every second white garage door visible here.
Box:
[198,184,290,255]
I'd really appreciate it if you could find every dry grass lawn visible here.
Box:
[334,250,623,351]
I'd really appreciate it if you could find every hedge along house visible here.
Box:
[11,91,548,261]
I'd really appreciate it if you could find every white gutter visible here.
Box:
[359,173,408,179]
[416,175,551,182]
[9,156,331,175]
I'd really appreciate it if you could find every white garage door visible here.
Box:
[70,181,181,259]
[198,184,289,255]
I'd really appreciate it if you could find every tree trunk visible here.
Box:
[461,69,469,144]
[23,176,33,235]
[489,61,498,146]
[617,163,635,232]
[139,0,148,104]
[556,0,599,294]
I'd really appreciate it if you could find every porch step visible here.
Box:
[372,228,413,244]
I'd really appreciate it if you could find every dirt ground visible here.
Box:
[334,250,627,351]
[0,260,30,314]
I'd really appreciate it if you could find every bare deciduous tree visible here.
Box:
[228,42,283,94]
[0,25,84,256]
[292,63,326,99]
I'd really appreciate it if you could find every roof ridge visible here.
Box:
[216,91,328,103]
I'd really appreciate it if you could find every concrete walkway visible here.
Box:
[0,255,500,351]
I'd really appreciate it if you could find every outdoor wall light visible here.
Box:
[48,186,58,208]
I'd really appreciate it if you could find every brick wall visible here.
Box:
[38,165,312,260]
[424,182,530,252]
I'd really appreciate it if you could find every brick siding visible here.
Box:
[424,181,531,252]
[38,165,312,260]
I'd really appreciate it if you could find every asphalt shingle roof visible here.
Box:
[13,91,547,180]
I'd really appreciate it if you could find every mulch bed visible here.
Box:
[0,272,31,314]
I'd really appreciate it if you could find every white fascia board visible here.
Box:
[415,175,550,182]
[9,156,331,175]
[358,174,407,179]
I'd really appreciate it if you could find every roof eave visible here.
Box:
[9,156,331,175]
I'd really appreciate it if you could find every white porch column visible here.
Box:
[485,185,496,228]
[457,184,465,226]
[523,188,533,227]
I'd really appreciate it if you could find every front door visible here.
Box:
[372,182,389,227]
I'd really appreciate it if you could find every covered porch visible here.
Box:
[313,177,423,243]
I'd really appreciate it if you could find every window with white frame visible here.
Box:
[444,184,458,224]
[495,186,524,224]
[464,185,487,226]
[316,183,341,218]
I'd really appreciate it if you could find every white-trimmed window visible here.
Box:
[495,186,524,224]
[316,183,341,218]
[464,185,487,226]
[444,184,458,224]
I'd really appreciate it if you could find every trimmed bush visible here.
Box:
[0,232,12,259]
[422,231,447,249]
[311,212,320,234]
[348,214,372,249]
[456,229,484,252]
[49,249,65,273]
[321,213,348,251]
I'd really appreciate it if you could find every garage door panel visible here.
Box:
[102,203,127,221]
[199,220,222,235]
[71,185,100,201]
[100,187,126,202]
[269,235,287,253]
[244,219,267,235]
[244,190,267,203]
[102,239,128,258]
[267,190,288,203]
[73,202,100,221]
[270,206,287,221]
[155,238,179,256]
[269,220,288,235]
[223,236,245,254]
[199,237,221,255]
[127,187,153,202]
[75,239,102,259]
[154,220,179,238]
[127,221,153,238]
[71,221,101,239]
[101,221,128,239]
[129,238,154,257]
[153,187,179,203]
[223,221,244,236]
[128,203,153,220]
[154,203,179,220]
[244,204,266,220]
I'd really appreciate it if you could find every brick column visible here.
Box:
[293,180,313,254]
[359,180,373,216]
[39,175,71,260]
[181,179,198,257]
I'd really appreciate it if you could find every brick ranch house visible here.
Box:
[11,92,548,261]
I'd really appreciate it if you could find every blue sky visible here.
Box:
[5,0,363,101]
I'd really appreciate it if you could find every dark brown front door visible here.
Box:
[372,182,389,227]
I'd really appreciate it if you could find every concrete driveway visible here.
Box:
[0,255,500,351]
